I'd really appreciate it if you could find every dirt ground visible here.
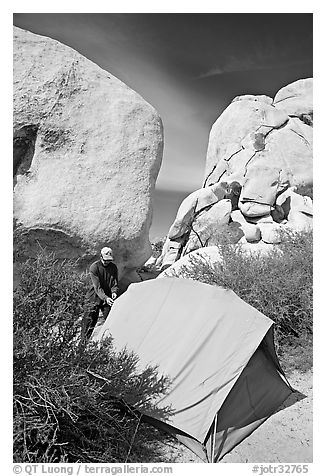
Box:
[161,369,313,463]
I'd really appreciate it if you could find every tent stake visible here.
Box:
[211,414,218,463]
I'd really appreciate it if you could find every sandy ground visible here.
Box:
[161,369,313,463]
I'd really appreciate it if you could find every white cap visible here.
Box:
[101,247,114,260]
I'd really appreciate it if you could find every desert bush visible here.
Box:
[151,236,166,259]
[137,237,167,274]
[13,251,171,463]
[170,229,313,343]
[295,183,313,199]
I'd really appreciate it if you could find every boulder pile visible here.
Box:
[154,78,313,271]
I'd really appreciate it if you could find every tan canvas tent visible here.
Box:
[94,277,292,462]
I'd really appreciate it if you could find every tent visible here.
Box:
[94,277,293,462]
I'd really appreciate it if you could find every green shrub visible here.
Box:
[170,229,313,343]
[13,251,171,463]
[277,334,313,374]
[295,183,313,199]
[151,237,166,259]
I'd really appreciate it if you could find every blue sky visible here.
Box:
[13,13,313,239]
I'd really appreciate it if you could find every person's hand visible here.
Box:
[112,293,117,300]
[106,297,114,306]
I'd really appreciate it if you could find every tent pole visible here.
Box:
[211,414,218,463]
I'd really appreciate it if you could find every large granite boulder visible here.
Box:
[204,78,313,189]
[158,246,224,280]
[157,79,312,274]
[273,78,313,122]
[167,181,239,241]
[158,181,242,266]
[13,27,163,276]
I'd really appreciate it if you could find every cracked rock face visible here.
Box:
[155,79,312,273]
[13,27,163,275]
[204,78,313,188]
[167,182,239,241]
[185,199,236,253]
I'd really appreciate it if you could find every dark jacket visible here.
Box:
[86,260,119,305]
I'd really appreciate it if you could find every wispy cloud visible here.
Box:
[195,57,311,79]
[195,36,312,79]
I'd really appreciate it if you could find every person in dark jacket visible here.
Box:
[81,247,119,341]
